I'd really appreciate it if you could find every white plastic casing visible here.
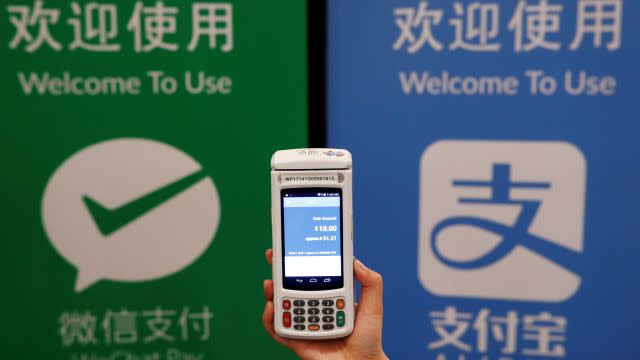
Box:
[271,149,355,339]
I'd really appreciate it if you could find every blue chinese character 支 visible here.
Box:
[430,163,580,273]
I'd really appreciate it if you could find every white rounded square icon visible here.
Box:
[419,140,586,302]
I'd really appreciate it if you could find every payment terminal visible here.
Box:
[270,149,355,339]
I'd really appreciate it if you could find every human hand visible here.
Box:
[262,249,388,360]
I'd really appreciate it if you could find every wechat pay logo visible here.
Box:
[419,140,586,302]
[42,138,220,292]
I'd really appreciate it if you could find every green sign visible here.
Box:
[1,0,307,358]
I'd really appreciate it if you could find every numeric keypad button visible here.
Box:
[322,316,334,323]
[308,308,320,315]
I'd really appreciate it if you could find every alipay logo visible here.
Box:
[419,141,586,302]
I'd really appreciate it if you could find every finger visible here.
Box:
[263,279,274,301]
[354,259,383,318]
[265,248,273,266]
[261,301,281,340]
[262,301,292,348]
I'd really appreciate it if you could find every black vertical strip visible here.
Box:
[307,0,328,148]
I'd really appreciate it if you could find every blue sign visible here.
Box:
[328,0,639,359]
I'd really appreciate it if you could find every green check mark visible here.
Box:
[83,169,208,236]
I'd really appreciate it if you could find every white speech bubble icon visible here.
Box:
[41,138,220,292]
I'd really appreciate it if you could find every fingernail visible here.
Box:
[355,259,368,271]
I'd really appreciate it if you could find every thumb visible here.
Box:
[354,259,383,318]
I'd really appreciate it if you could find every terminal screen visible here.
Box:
[281,188,343,290]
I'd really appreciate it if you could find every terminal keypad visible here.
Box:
[281,297,346,332]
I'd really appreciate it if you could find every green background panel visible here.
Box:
[0,0,307,358]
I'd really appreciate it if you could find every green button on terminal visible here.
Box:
[336,311,345,327]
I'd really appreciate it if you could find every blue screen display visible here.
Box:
[281,188,343,290]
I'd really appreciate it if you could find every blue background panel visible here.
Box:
[328,0,640,358]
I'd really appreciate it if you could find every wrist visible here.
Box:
[370,352,389,360]
[356,349,388,360]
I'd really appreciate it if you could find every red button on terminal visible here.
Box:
[283,312,292,328]
[282,299,291,310]
[336,299,345,309]
[308,324,320,331]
